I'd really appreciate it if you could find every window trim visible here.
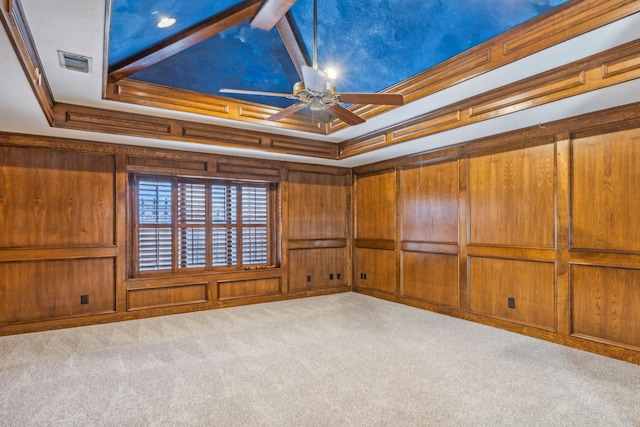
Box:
[130,174,277,277]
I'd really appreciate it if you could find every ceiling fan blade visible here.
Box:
[266,103,308,121]
[250,0,297,31]
[220,88,295,98]
[301,65,327,93]
[326,105,366,126]
[338,93,405,105]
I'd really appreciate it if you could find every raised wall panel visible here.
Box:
[401,159,458,243]
[468,142,555,248]
[355,248,395,294]
[355,170,395,240]
[0,146,115,247]
[468,257,556,330]
[288,247,347,291]
[401,251,458,308]
[217,277,282,301]
[288,172,347,240]
[571,265,640,349]
[0,258,115,324]
[571,130,640,252]
[128,283,208,310]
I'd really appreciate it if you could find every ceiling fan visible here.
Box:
[220,0,405,126]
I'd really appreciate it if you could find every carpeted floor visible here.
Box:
[1,292,639,426]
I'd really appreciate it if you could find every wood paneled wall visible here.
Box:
[287,169,351,294]
[3,102,640,363]
[353,103,640,364]
[0,133,350,335]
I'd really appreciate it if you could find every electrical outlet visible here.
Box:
[508,297,515,309]
[80,295,89,305]
[306,275,311,283]
[337,273,342,280]
[329,273,334,280]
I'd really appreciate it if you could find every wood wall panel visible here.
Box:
[355,170,395,240]
[401,251,458,308]
[128,283,208,310]
[355,248,395,294]
[468,142,555,248]
[288,172,348,240]
[401,159,458,243]
[217,277,282,301]
[571,264,640,349]
[288,248,347,291]
[0,146,115,247]
[0,258,115,324]
[468,257,556,331]
[571,130,640,252]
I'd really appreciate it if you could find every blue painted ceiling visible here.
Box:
[109,0,569,109]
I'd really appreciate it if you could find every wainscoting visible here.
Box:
[2,101,640,363]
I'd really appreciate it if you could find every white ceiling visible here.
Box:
[2,0,640,167]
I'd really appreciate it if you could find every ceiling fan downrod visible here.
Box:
[313,0,318,69]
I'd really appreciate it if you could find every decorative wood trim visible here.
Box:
[0,0,54,124]
[468,71,585,119]
[53,103,337,159]
[96,0,640,140]
[340,38,640,159]
[330,0,640,132]
[0,247,117,262]
[107,79,327,134]
[216,277,282,301]
[288,239,347,249]
[4,0,640,159]
[502,0,638,57]
[127,156,208,171]
[354,239,395,250]
[400,242,459,254]
[127,282,209,311]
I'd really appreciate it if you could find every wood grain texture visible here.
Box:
[571,129,640,252]
[355,170,395,240]
[468,257,556,330]
[0,145,115,247]
[401,159,458,244]
[0,258,115,324]
[354,248,395,294]
[288,171,348,240]
[571,264,640,349]
[217,277,281,300]
[339,38,640,159]
[128,283,208,310]
[468,142,555,248]
[288,247,347,291]
[401,251,458,308]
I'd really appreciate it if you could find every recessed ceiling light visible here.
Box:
[157,17,176,28]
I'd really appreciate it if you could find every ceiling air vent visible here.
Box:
[58,51,91,73]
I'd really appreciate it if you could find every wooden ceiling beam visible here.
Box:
[251,0,297,31]
[276,14,308,80]
[108,0,264,83]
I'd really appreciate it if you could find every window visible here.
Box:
[132,175,275,275]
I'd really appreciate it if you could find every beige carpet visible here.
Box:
[1,292,639,426]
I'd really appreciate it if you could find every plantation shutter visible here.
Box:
[211,184,238,266]
[178,182,207,268]
[138,179,173,271]
[241,186,268,265]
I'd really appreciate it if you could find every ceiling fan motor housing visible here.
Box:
[292,81,340,110]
